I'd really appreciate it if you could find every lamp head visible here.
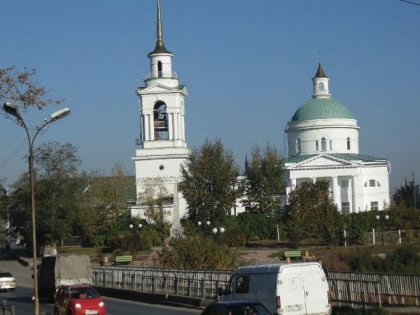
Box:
[3,102,23,121]
[50,107,70,120]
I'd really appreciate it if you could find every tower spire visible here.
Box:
[149,0,171,55]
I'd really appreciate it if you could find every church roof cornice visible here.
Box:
[285,153,389,165]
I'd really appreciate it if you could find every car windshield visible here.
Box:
[70,287,99,299]
[0,272,13,277]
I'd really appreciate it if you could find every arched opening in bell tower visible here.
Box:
[154,101,169,140]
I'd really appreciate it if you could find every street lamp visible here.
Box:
[3,101,70,315]
[376,213,389,246]
[212,226,225,243]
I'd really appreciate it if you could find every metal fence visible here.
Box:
[93,266,232,300]
[328,271,420,307]
[92,266,420,307]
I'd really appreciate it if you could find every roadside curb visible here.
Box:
[96,286,208,309]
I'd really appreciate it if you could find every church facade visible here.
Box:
[284,64,391,213]
[131,1,391,234]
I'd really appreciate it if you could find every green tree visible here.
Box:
[137,177,172,244]
[179,139,238,224]
[1,66,64,250]
[0,180,9,249]
[243,144,284,215]
[9,142,82,245]
[80,165,134,247]
[393,177,419,210]
[35,142,81,245]
[285,180,341,246]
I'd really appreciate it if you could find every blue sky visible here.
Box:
[1,0,419,192]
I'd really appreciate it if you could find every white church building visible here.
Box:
[131,1,391,235]
[284,64,391,214]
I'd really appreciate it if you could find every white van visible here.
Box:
[219,262,331,315]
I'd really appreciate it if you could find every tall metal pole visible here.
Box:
[3,102,70,315]
[28,131,40,315]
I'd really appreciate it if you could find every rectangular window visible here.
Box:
[369,179,376,187]
[371,201,379,211]
[315,140,319,151]
[235,276,250,294]
[342,202,350,214]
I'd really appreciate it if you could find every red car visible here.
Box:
[54,284,106,315]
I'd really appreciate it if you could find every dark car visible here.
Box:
[54,284,106,315]
[201,300,274,315]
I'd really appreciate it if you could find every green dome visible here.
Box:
[291,98,353,122]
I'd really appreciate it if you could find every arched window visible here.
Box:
[154,101,168,140]
[321,137,327,151]
[347,137,351,150]
[296,138,301,154]
[158,61,163,78]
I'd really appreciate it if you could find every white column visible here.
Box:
[144,114,150,141]
[168,113,174,140]
[148,114,154,141]
[348,177,353,213]
[352,175,362,213]
[179,115,185,141]
[332,176,340,211]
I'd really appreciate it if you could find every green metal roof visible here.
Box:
[290,98,353,122]
[286,153,388,164]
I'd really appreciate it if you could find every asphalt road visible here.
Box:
[0,251,202,315]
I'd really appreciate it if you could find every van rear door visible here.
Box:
[278,263,329,315]
[302,264,330,315]
[278,266,306,314]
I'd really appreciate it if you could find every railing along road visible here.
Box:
[92,266,420,307]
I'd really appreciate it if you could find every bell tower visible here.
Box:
[132,0,189,236]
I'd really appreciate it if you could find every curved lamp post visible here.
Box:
[3,102,70,315]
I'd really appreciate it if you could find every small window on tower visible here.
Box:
[342,202,350,214]
[370,201,379,211]
[319,82,324,92]
[347,137,351,150]
[316,140,319,152]
[321,137,327,151]
[158,61,163,78]
[296,138,301,154]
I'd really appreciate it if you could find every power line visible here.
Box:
[400,0,420,7]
